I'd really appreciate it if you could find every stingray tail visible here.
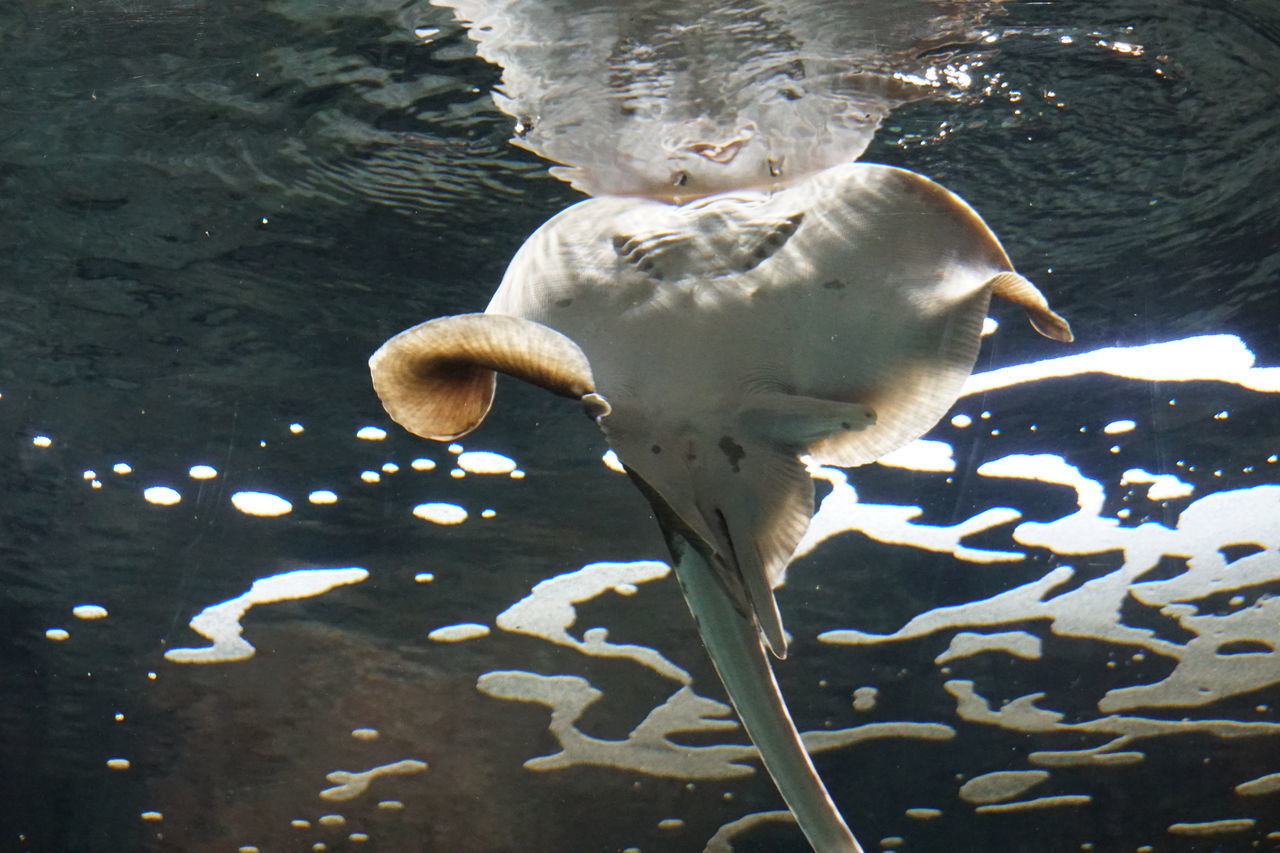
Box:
[662,525,864,853]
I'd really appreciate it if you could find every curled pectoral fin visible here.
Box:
[988,271,1074,342]
[369,312,599,441]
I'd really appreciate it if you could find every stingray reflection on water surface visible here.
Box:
[371,2,1071,850]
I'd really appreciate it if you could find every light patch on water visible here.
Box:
[974,795,1091,814]
[1236,771,1280,796]
[476,673,743,777]
[164,567,368,663]
[496,560,687,682]
[427,623,490,642]
[905,808,942,819]
[950,413,973,428]
[413,573,434,583]
[318,814,346,826]
[230,491,293,517]
[480,667,954,782]
[800,721,954,753]
[113,462,132,475]
[140,812,162,821]
[361,470,381,483]
[457,450,518,474]
[795,467,1023,564]
[703,811,795,853]
[106,758,130,770]
[411,457,436,471]
[319,758,427,801]
[1121,468,1194,500]
[356,426,387,440]
[45,628,69,641]
[1167,818,1256,836]
[981,317,998,336]
[143,486,181,505]
[32,434,52,447]
[308,490,339,504]
[381,462,399,474]
[851,686,878,711]
[412,502,467,525]
[815,400,1280,771]
[376,800,404,810]
[1103,419,1136,434]
[189,465,218,479]
[958,770,1048,804]
[875,439,955,472]
[484,664,956,786]
[961,334,1280,396]
[73,604,109,620]
[602,449,626,473]
[935,631,1041,665]
[945,679,1280,766]
[290,819,310,828]
[351,728,378,741]
[289,422,304,434]
[658,818,684,830]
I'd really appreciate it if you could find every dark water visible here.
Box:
[2,1,1279,851]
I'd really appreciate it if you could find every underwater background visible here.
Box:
[2,0,1279,851]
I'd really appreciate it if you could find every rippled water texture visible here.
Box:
[2,1,1279,851]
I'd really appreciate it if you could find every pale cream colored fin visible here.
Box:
[696,437,816,659]
[739,392,876,450]
[717,499,794,661]
[369,312,597,441]
[988,271,1074,342]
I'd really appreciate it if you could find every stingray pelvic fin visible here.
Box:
[616,423,818,660]
[738,392,877,450]
[369,312,598,441]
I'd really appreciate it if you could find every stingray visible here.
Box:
[370,160,1071,852]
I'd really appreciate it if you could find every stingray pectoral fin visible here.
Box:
[369,312,598,441]
[662,528,864,853]
[988,271,1074,342]
[739,392,876,451]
